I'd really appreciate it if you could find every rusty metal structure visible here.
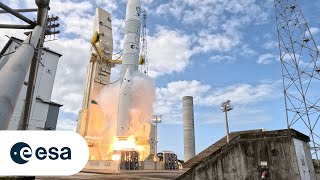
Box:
[120,150,139,170]
[274,0,320,160]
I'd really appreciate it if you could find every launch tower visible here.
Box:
[76,3,156,168]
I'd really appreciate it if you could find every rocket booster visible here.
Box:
[116,0,142,138]
[117,68,132,137]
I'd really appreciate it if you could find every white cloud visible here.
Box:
[156,80,211,103]
[310,27,320,35]
[240,44,257,56]
[50,0,93,15]
[147,27,193,78]
[155,80,280,124]
[111,18,126,52]
[48,38,90,114]
[49,0,95,40]
[0,14,27,48]
[257,53,277,64]
[96,0,119,13]
[199,83,277,106]
[154,0,269,26]
[263,40,278,50]
[153,0,272,58]
[208,55,234,63]
[200,106,271,125]
[56,118,77,131]
[155,80,211,124]
[194,33,239,53]
[154,1,185,20]
[142,0,155,5]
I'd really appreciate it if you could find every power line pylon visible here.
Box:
[275,0,320,161]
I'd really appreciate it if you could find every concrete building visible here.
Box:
[179,129,316,180]
[183,96,196,162]
[0,37,62,130]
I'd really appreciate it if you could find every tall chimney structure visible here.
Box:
[183,96,196,162]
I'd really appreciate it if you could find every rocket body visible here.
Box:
[116,0,142,138]
[120,0,141,77]
[117,68,133,137]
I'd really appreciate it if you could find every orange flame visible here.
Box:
[110,135,144,161]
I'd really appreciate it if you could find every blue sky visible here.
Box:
[0,0,319,160]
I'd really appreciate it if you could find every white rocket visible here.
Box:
[116,0,142,138]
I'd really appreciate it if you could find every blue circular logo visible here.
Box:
[10,142,32,164]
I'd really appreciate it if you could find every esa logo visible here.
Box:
[10,142,71,164]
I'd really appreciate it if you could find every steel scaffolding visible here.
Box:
[275,0,320,160]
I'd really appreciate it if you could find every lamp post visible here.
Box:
[152,115,162,160]
[220,100,233,143]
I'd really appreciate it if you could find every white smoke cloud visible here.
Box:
[97,72,155,141]
[130,72,156,130]
[96,80,121,141]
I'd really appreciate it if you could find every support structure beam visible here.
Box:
[0,8,37,14]
[0,26,42,130]
[36,0,50,26]
[0,24,33,29]
[19,0,49,130]
[0,2,35,26]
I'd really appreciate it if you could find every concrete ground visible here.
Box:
[36,170,185,180]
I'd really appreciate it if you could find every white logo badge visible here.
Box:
[0,131,89,176]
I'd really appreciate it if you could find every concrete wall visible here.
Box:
[179,135,315,180]
[85,160,119,171]
[45,103,61,130]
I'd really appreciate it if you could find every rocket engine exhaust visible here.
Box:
[116,0,142,139]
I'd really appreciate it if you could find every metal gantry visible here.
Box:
[140,9,148,75]
[274,0,320,160]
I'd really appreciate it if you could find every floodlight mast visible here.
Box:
[152,115,162,160]
[221,100,233,143]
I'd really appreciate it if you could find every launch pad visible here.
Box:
[37,170,185,180]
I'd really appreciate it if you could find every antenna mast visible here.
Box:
[275,0,320,160]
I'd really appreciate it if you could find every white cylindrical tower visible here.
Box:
[183,96,196,162]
